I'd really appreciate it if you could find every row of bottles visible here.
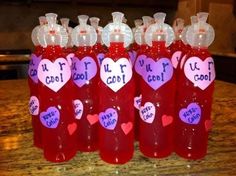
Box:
[28,11,215,164]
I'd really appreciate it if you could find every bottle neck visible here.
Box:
[109,42,126,53]
[43,45,63,60]
[152,41,166,49]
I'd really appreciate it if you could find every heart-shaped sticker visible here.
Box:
[171,51,182,69]
[179,102,201,125]
[121,122,133,135]
[40,106,60,128]
[134,94,142,110]
[87,114,99,125]
[184,56,215,90]
[97,53,105,66]
[180,54,187,69]
[134,54,147,76]
[66,53,75,67]
[139,102,156,124]
[28,54,41,83]
[29,96,39,116]
[38,58,71,92]
[67,122,77,135]
[161,114,173,127]
[100,58,133,92]
[205,119,212,132]
[99,108,118,130]
[128,50,137,67]
[142,57,174,90]
[71,56,97,87]
[73,99,83,120]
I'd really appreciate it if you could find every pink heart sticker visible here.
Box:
[161,114,173,127]
[121,122,133,135]
[29,96,39,116]
[67,122,77,135]
[87,114,99,125]
[205,119,212,132]
[171,51,182,69]
[139,102,156,124]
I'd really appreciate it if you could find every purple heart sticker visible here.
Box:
[179,102,201,125]
[134,54,147,76]
[97,53,105,66]
[72,56,98,87]
[99,108,118,130]
[28,54,41,83]
[142,57,174,90]
[40,106,60,128]
[128,50,137,67]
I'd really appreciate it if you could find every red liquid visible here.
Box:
[28,45,44,149]
[99,42,135,164]
[139,41,175,158]
[93,42,107,66]
[72,46,99,152]
[175,47,214,159]
[39,45,77,162]
[133,44,149,141]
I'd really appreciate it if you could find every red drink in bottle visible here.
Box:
[71,15,99,152]
[175,12,215,159]
[37,13,77,162]
[28,16,47,149]
[139,12,176,158]
[98,12,135,164]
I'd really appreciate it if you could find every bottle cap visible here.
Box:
[102,12,133,48]
[89,17,103,44]
[145,12,175,47]
[186,12,215,47]
[31,16,46,46]
[38,13,68,47]
[181,16,197,44]
[134,16,152,45]
[72,15,97,47]
[60,18,73,47]
[173,18,185,40]
[132,19,143,33]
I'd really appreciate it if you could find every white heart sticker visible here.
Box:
[73,99,83,120]
[139,102,156,124]
[100,57,133,92]
[29,96,39,116]
[184,56,215,90]
[38,58,71,92]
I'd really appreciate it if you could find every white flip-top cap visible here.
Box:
[134,16,152,45]
[173,18,185,40]
[72,15,97,47]
[134,19,143,27]
[181,16,198,44]
[145,12,175,47]
[60,18,73,47]
[89,17,103,44]
[31,16,46,46]
[37,13,68,48]
[102,12,133,48]
[186,12,215,47]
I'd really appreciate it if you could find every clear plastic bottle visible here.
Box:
[28,16,46,149]
[37,13,77,162]
[175,12,215,160]
[99,12,135,164]
[71,15,99,152]
[89,17,107,66]
[139,12,176,158]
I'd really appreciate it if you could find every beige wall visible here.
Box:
[175,0,236,53]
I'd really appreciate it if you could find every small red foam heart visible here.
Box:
[87,114,99,125]
[162,115,173,127]
[121,122,133,135]
[67,122,77,135]
[205,119,212,131]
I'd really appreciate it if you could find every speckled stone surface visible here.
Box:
[0,79,236,176]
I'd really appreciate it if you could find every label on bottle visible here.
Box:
[128,50,137,67]
[134,94,142,110]
[134,54,147,76]
[38,58,71,92]
[66,53,75,67]
[142,58,174,90]
[139,102,156,124]
[99,108,118,130]
[100,57,133,92]
[40,106,60,128]
[97,53,105,66]
[171,51,182,69]
[71,56,97,87]
[73,99,83,120]
[29,96,39,116]
[184,56,215,90]
[28,54,41,83]
[179,102,201,124]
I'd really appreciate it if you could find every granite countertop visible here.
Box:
[0,79,236,176]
